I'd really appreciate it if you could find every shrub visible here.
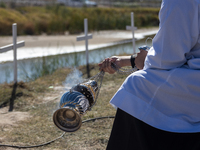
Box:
[0,7,159,35]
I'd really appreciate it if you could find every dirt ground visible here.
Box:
[0,85,63,128]
[0,107,29,126]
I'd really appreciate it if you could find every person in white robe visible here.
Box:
[99,0,200,149]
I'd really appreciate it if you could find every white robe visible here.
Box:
[110,0,200,133]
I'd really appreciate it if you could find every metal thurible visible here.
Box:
[53,71,104,132]
[53,64,137,132]
[53,44,151,132]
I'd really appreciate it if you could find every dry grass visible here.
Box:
[0,64,128,150]
[0,6,159,35]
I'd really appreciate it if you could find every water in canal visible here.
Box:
[0,37,153,84]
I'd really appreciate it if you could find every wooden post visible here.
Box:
[126,12,137,54]
[77,18,92,78]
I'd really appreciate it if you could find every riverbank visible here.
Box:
[0,27,158,63]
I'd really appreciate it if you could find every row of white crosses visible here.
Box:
[0,13,136,82]
[0,23,25,84]
[76,12,137,77]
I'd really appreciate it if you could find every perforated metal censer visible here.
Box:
[53,71,104,132]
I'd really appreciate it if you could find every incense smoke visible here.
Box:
[63,68,84,91]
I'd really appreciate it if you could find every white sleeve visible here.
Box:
[144,0,199,70]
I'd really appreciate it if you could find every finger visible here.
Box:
[102,60,107,70]
[99,63,103,71]
[108,60,112,69]
[102,59,109,72]
[108,60,116,74]
[100,58,116,73]
[140,49,148,55]
[140,49,145,52]
[105,58,109,68]
[103,59,112,73]
[98,62,103,67]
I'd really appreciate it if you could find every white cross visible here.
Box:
[77,18,92,77]
[126,12,137,54]
[0,23,25,83]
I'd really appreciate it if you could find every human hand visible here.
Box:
[98,56,121,74]
[135,50,148,70]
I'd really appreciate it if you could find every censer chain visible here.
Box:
[80,63,136,110]
[111,62,138,75]
[89,71,105,110]
[91,63,137,108]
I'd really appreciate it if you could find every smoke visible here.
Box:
[63,68,84,91]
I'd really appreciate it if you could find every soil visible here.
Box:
[0,107,29,127]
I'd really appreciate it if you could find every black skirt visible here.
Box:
[106,109,200,150]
